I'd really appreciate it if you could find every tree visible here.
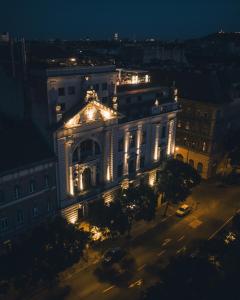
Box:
[88,198,130,238]
[157,159,201,215]
[0,216,89,292]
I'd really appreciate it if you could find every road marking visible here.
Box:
[137,264,146,271]
[176,246,186,254]
[129,279,143,288]
[102,285,115,293]
[189,219,202,229]
[208,214,237,240]
[157,249,166,256]
[177,235,185,241]
[162,238,171,246]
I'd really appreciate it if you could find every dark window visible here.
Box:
[161,126,166,138]
[33,207,39,218]
[142,130,146,144]
[129,131,136,148]
[94,84,99,91]
[44,175,49,188]
[47,199,54,212]
[176,154,184,161]
[126,97,131,104]
[102,83,108,90]
[58,87,65,96]
[14,185,20,200]
[0,190,5,203]
[197,162,203,174]
[68,86,75,95]
[117,163,123,178]
[189,159,194,168]
[0,217,8,232]
[140,155,145,169]
[102,97,108,104]
[118,137,124,152]
[17,210,24,225]
[29,180,36,193]
[128,158,136,174]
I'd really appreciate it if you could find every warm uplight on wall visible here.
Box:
[85,107,96,121]
[145,74,150,83]
[175,146,179,151]
[69,57,76,62]
[101,110,111,120]
[148,171,156,187]
[106,165,111,181]
[80,173,83,191]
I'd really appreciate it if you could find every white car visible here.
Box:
[176,204,191,217]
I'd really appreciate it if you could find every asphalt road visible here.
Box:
[32,182,240,300]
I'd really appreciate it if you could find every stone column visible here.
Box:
[153,124,160,162]
[123,131,130,176]
[136,125,142,171]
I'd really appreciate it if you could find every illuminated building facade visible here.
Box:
[54,90,179,223]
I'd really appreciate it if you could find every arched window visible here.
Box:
[189,159,194,168]
[176,154,184,162]
[73,140,101,163]
[197,162,203,174]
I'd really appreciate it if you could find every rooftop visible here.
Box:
[0,120,55,175]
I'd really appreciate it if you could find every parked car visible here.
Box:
[102,247,127,266]
[176,204,191,217]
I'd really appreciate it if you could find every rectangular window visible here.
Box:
[118,137,124,152]
[17,210,24,225]
[47,199,53,212]
[140,155,145,169]
[129,131,136,148]
[161,126,166,138]
[29,180,36,193]
[58,87,65,96]
[14,186,20,200]
[44,175,49,188]
[93,84,99,91]
[117,164,123,178]
[0,190,5,203]
[68,86,75,95]
[33,207,39,218]
[102,83,108,91]
[142,130,146,144]
[126,97,131,104]
[0,217,8,232]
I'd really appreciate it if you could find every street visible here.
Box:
[32,182,240,300]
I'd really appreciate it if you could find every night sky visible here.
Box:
[1,0,240,40]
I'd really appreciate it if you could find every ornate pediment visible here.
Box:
[65,100,119,128]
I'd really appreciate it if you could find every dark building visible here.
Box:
[0,121,58,245]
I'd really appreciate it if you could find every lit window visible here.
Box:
[0,217,8,232]
[203,142,206,152]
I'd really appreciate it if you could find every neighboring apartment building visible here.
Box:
[173,72,240,179]
[0,121,57,244]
